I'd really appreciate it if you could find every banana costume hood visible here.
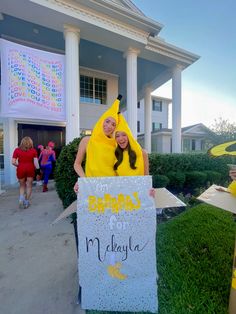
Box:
[115,113,144,176]
[85,95,122,177]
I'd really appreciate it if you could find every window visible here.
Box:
[0,124,4,170]
[80,75,107,105]
[201,139,205,151]
[152,100,162,111]
[152,122,162,132]
[137,121,140,133]
[137,101,140,108]
[183,138,196,152]
[81,129,92,136]
[183,139,190,152]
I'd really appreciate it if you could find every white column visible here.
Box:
[64,24,80,144]
[144,87,152,152]
[172,65,182,153]
[124,47,140,138]
[4,118,18,185]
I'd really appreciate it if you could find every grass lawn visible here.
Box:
[87,203,236,314]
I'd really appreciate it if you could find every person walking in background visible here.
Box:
[12,136,40,209]
[39,141,56,192]
[37,144,44,154]
[36,144,44,186]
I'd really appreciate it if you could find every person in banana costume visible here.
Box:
[74,95,122,179]
[74,96,122,299]
[208,140,236,196]
[114,113,149,176]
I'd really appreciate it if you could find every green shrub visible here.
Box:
[166,171,186,192]
[152,174,169,188]
[204,170,222,185]
[54,137,82,208]
[149,152,235,184]
[184,171,207,189]
[157,204,236,313]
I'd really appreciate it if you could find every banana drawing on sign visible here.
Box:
[107,262,127,280]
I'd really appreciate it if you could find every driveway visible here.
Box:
[0,182,85,314]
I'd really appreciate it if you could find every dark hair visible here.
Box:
[114,142,137,170]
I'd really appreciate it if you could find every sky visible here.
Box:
[133,0,236,128]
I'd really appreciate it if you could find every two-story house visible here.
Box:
[137,96,214,153]
[0,0,199,187]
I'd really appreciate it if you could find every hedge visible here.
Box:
[54,140,236,206]
[54,137,82,208]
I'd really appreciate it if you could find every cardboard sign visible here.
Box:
[197,184,236,214]
[52,188,186,224]
[77,176,158,313]
[155,188,186,208]
[51,200,77,225]
[198,184,236,314]
[229,240,236,314]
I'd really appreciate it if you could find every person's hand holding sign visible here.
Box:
[229,164,236,181]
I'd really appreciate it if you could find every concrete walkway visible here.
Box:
[0,181,85,314]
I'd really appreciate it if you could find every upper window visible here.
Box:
[152,100,162,112]
[80,75,107,105]
[137,101,140,109]
[0,124,4,170]
[137,120,140,133]
[0,126,3,155]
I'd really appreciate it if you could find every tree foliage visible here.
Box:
[210,117,236,143]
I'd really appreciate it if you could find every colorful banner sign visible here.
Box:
[77,176,158,313]
[0,39,65,121]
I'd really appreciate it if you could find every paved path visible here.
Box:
[0,182,85,314]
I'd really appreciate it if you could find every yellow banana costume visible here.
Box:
[208,141,236,196]
[115,114,144,176]
[208,141,236,157]
[85,95,121,177]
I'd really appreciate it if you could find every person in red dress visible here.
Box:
[12,136,40,208]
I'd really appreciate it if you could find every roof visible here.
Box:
[138,123,215,137]
[75,0,163,36]
[182,123,204,133]
[181,123,212,134]
[109,0,146,16]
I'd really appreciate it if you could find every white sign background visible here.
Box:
[77,176,158,313]
[0,39,65,121]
